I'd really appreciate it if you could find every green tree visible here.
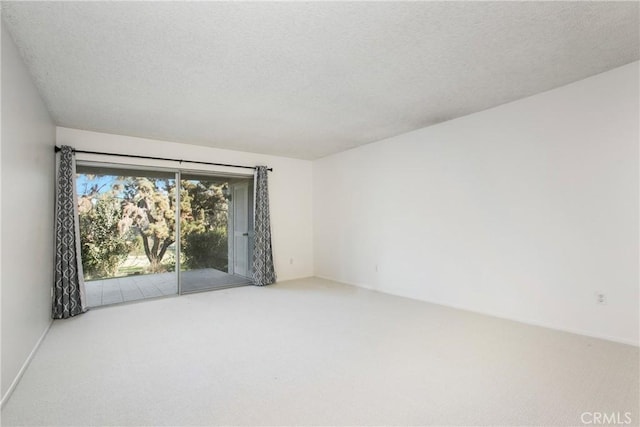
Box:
[120,177,177,273]
[78,173,232,276]
[180,180,229,270]
[182,229,228,270]
[118,177,230,272]
[78,186,130,279]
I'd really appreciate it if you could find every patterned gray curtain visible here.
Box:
[252,166,276,286]
[53,145,87,318]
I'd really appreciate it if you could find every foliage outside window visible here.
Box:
[77,173,230,280]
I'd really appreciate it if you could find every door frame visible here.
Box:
[76,160,254,297]
[227,178,254,278]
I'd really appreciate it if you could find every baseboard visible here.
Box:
[315,274,372,291]
[314,275,639,347]
[426,296,639,347]
[275,274,316,283]
[1,320,53,408]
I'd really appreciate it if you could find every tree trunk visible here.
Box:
[141,234,173,273]
[157,239,173,262]
[142,234,152,262]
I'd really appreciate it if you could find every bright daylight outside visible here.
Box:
[76,165,254,307]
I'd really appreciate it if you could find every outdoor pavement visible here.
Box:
[85,268,253,307]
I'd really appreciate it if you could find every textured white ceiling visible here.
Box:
[2,2,638,159]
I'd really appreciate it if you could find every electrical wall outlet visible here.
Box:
[595,292,607,305]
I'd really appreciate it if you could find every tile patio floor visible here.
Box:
[85,268,252,307]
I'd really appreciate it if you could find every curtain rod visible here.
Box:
[54,146,273,172]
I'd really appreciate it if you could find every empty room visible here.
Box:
[1,1,638,426]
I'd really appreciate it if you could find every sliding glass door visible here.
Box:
[76,165,178,307]
[76,165,254,307]
[179,174,254,293]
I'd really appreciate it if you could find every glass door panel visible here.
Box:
[179,174,254,293]
[76,165,178,307]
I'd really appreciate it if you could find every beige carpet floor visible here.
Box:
[2,277,638,426]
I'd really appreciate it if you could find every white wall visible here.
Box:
[1,25,56,401]
[314,62,639,346]
[56,127,314,282]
